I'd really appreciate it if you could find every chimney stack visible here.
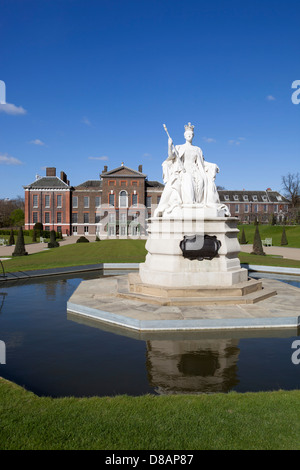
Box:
[60,171,67,183]
[138,165,143,173]
[46,167,56,177]
[103,165,108,173]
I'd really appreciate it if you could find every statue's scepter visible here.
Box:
[163,123,179,158]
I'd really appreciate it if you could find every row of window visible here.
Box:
[33,211,142,224]
[33,194,63,208]
[72,194,157,208]
[228,204,289,213]
[71,225,140,236]
[223,195,283,202]
[33,212,63,224]
[32,194,159,210]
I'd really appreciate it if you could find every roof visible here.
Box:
[218,190,290,203]
[75,180,102,190]
[24,176,70,189]
[146,180,164,188]
[102,165,146,178]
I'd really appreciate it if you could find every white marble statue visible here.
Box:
[154,123,230,217]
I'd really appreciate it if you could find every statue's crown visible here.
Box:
[184,122,194,132]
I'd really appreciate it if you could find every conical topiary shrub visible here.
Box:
[281,226,288,246]
[12,227,28,257]
[48,230,59,248]
[251,224,265,255]
[8,229,15,245]
[240,227,247,244]
[32,228,37,243]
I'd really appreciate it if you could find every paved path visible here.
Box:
[240,244,300,261]
[0,235,92,258]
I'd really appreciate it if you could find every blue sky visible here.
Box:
[0,0,299,198]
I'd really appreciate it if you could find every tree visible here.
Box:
[32,228,37,243]
[12,227,28,257]
[251,225,265,256]
[9,208,24,227]
[8,229,15,245]
[48,230,59,248]
[240,227,247,244]
[0,197,25,228]
[281,226,288,246]
[282,172,300,208]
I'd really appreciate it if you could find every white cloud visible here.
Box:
[29,139,45,146]
[0,153,23,165]
[203,137,216,143]
[81,116,92,126]
[228,139,241,146]
[0,102,27,115]
[142,153,152,159]
[266,95,276,101]
[88,156,109,161]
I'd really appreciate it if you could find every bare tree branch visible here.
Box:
[281,172,300,208]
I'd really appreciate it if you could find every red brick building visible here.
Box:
[23,165,291,237]
[24,167,72,235]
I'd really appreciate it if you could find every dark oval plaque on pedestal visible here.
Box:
[179,234,221,261]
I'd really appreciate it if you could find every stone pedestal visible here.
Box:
[139,212,248,288]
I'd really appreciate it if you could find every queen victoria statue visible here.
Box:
[154,123,230,218]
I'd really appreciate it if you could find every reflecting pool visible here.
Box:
[0,273,300,397]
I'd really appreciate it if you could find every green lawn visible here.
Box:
[1,239,148,272]
[2,238,300,272]
[238,224,300,248]
[0,377,300,450]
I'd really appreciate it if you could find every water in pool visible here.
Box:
[0,273,299,397]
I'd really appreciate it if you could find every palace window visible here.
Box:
[95,196,101,208]
[45,195,50,208]
[120,212,127,223]
[119,190,128,208]
[73,196,78,208]
[109,193,115,207]
[45,212,50,224]
[33,195,38,208]
[83,213,89,224]
[57,212,62,223]
[72,213,78,223]
[33,212,38,223]
[132,194,138,206]
[84,197,89,208]
[57,195,62,208]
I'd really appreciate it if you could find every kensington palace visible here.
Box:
[23,164,292,237]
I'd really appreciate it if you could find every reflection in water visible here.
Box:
[146,339,240,394]
[0,273,299,397]
[0,292,7,314]
[44,278,68,300]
